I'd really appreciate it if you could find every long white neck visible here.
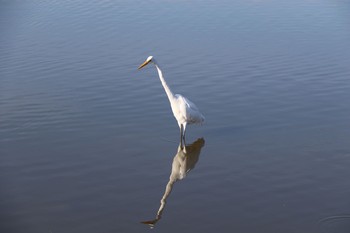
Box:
[154,63,175,102]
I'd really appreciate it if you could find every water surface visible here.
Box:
[1,1,350,232]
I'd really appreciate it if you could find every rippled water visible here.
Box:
[1,1,350,232]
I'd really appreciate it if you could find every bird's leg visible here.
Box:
[179,124,184,148]
[183,123,187,146]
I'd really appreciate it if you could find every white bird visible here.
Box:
[138,56,204,145]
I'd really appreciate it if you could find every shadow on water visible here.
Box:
[141,138,205,228]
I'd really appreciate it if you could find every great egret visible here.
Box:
[138,56,204,144]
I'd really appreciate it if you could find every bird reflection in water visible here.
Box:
[141,138,205,228]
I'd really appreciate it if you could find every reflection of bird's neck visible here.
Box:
[154,63,175,103]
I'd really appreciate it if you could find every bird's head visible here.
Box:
[138,56,154,69]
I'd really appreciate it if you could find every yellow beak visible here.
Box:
[138,60,151,70]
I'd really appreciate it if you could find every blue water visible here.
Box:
[1,1,350,232]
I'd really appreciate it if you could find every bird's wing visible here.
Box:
[175,94,199,111]
[175,94,204,124]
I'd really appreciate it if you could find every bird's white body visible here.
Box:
[172,94,204,126]
[138,56,204,144]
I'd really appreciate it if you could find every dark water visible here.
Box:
[1,1,350,232]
